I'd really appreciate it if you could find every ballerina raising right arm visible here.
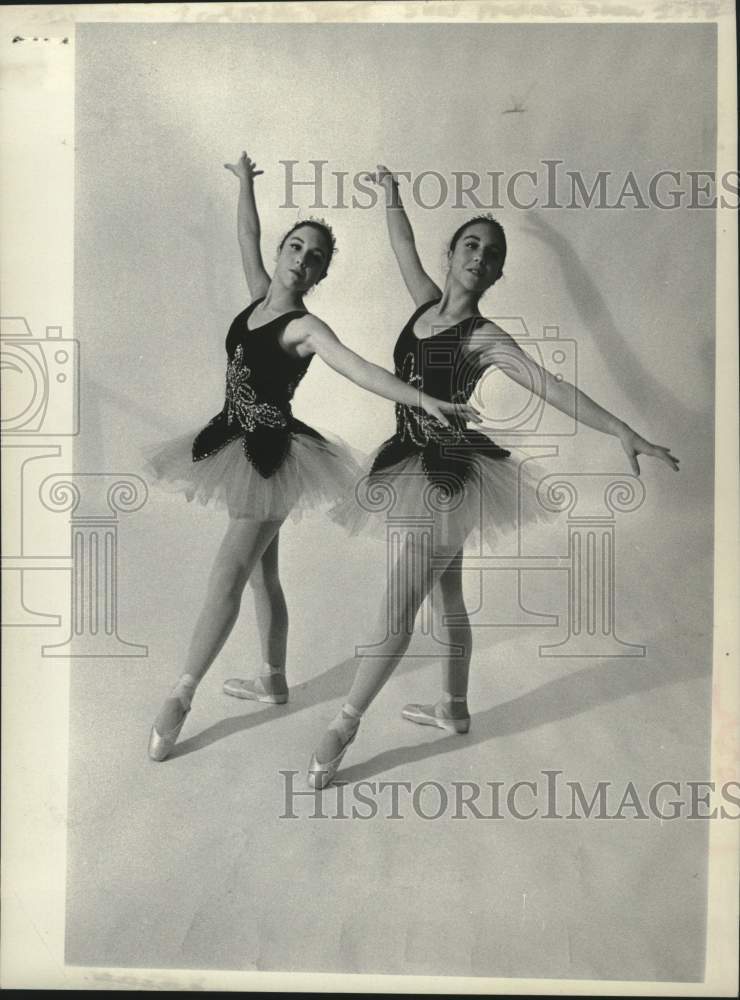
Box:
[224,151,270,300]
[368,164,680,477]
[224,151,479,430]
[371,166,443,307]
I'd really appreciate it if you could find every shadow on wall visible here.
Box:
[81,376,185,471]
[521,212,713,427]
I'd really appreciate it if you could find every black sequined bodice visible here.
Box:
[371,299,510,489]
[192,298,322,478]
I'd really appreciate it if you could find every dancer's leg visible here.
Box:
[153,516,284,736]
[401,549,471,729]
[314,534,461,763]
[251,532,288,671]
[436,548,471,705]
[223,532,289,701]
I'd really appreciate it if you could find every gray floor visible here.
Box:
[64,483,712,981]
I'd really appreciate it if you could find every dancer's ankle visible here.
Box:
[155,674,197,733]
[256,666,287,692]
[316,703,362,763]
[331,702,362,736]
[172,673,198,708]
[439,692,469,718]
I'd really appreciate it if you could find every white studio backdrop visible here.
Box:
[74,22,714,473]
[59,20,720,980]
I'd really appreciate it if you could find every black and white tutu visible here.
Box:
[145,423,362,522]
[330,437,551,553]
[145,298,362,522]
[329,299,555,552]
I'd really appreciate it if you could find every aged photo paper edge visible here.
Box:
[0,1,737,993]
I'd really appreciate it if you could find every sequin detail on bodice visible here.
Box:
[225,344,289,432]
[371,300,510,490]
[192,298,323,478]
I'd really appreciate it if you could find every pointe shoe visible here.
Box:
[307,731,357,790]
[307,706,361,790]
[401,699,470,734]
[148,698,191,762]
[223,675,288,704]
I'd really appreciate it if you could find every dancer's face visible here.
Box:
[447,222,505,294]
[276,226,331,292]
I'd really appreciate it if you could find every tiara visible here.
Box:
[294,212,338,255]
[467,211,504,228]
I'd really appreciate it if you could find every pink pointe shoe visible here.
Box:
[307,704,362,789]
[401,696,470,734]
[148,700,191,761]
[223,674,289,705]
[148,675,196,762]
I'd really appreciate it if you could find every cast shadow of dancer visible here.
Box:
[169,635,703,769]
[337,653,706,785]
[84,376,185,470]
[169,656,362,758]
[520,211,712,427]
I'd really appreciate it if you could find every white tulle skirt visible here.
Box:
[329,448,552,553]
[144,428,363,522]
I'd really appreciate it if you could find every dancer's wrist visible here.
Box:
[383,180,403,208]
[610,418,631,438]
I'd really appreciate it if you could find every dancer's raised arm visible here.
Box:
[300,315,480,429]
[475,324,680,476]
[366,164,442,307]
[224,151,270,300]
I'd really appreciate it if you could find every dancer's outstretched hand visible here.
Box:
[421,395,483,428]
[362,163,396,190]
[224,151,264,182]
[618,426,680,476]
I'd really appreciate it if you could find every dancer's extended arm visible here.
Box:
[224,151,271,300]
[301,316,480,429]
[367,164,442,307]
[476,324,680,476]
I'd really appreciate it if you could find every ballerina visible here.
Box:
[307,163,680,788]
[145,152,479,761]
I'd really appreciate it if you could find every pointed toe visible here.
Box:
[147,708,190,762]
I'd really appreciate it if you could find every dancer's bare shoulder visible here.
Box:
[477,317,513,339]
[464,317,522,365]
[285,312,335,359]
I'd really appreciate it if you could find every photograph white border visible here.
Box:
[1,2,737,993]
